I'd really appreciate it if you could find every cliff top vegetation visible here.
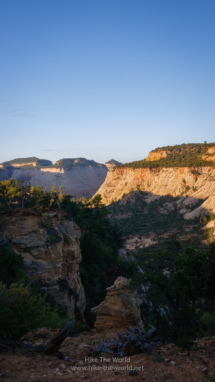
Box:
[152,142,215,153]
[118,142,215,169]
[52,157,101,168]
[0,157,103,170]
[0,157,52,166]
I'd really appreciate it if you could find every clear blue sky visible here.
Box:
[0,0,215,164]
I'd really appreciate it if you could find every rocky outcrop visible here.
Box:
[146,150,169,161]
[91,277,143,332]
[1,209,85,316]
[202,147,215,162]
[10,165,108,198]
[208,147,215,154]
[96,166,215,218]
[105,159,122,170]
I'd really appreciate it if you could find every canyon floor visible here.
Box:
[108,191,210,255]
[0,330,215,381]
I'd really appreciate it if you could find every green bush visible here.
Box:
[42,214,51,228]
[175,337,194,350]
[202,312,215,336]
[0,282,67,340]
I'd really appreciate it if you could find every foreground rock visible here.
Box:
[88,324,156,357]
[91,277,143,332]
[0,330,213,381]
[1,209,85,315]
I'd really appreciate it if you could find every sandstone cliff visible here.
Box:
[96,166,215,219]
[10,165,108,198]
[91,276,143,332]
[1,209,85,316]
[0,157,108,198]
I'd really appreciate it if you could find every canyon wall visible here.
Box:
[11,165,108,197]
[1,209,85,316]
[96,166,215,219]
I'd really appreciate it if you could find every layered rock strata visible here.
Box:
[1,209,85,315]
[11,165,108,197]
[91,277,143,332]
[96,166,215,218]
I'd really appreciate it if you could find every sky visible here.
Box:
[0,0,215,165]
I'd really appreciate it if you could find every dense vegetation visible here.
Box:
[0,281,67,340]
[119,142,215,168]
[108,191,203,239]
[132,237,215,347]
[152,142,215,152]
[0,246,67,340]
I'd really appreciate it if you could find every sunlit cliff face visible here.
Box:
[95,166,215,219]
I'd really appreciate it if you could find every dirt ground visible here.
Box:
[1,330,215,382]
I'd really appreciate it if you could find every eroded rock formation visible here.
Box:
[1,209,85,316]
[91,276,143,332]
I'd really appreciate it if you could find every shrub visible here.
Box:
[175,337,194,350]
[41,214,51,228]
[0,282,67,340]
[202,312,215,336]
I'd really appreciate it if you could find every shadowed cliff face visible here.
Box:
[96,167,215,219]
[108,190,212,254]
[1,209,85,316]
[10,165,108,197]
[0,169,8,181]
